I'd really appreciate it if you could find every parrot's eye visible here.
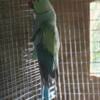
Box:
[33,0,39,2]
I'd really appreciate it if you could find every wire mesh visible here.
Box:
[0,0,100,100]
[0,0,41,99]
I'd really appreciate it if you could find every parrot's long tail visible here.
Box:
[41,79,57,100]
[42,85,49,100]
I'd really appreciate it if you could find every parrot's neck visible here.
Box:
[33,0,54,14]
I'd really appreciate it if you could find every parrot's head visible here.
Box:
[28,0,52,14]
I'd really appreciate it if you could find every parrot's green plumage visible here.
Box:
[30,0,60,99]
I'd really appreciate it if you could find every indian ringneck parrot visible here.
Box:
[28,0,60,99]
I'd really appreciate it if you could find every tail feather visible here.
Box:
[41,79,57,100]
[42,85,49,100]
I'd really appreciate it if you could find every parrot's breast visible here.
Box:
[35,9,59,55]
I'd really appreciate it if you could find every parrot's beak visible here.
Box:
[28,0,35,9]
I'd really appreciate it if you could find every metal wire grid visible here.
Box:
[0,0,41,99]
[56,0,100,100]
[0,0,100,100]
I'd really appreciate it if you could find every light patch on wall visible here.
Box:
[90,1,100,77]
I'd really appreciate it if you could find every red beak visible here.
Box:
[28,0,34,8]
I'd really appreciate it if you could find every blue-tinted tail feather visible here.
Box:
[41,79,57,100]
[42,85,49,100]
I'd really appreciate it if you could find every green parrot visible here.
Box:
[28,0,60,99]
